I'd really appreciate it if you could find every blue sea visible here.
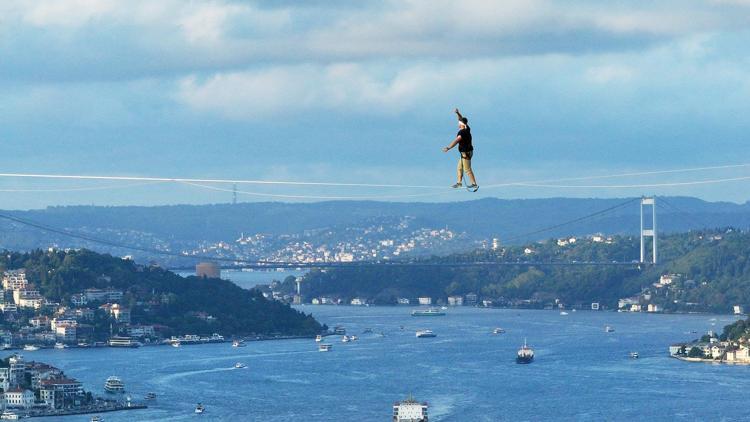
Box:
[17,307,748,421]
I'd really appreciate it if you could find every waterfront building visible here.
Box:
[447,296,464,306]
[734,305,744,315]
[464,293,478,306]
[647,304,661,313]
[127,325,156,338]
[418,297,432,306]
[618,297,639,310]
[4,388,35,409]
[39,378,83,409]
[311,298,321,305]
[196,262,221,279]
[397,298,410,305]
[55,324,77,343]
[350,298,366,306]
[725,346,750,363]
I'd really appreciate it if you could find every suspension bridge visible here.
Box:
[0,162,746,269]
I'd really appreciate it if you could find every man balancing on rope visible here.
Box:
[442,108,478,191]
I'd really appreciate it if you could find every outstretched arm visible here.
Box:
[442,135,462,152]
[454,108,463,121]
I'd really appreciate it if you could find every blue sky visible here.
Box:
[2,0,750,208]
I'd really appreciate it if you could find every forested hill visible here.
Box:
[0,249,322,337]
[300,228,750,313]
[4,196,750,244]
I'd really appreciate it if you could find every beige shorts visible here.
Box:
[458,150,473,173]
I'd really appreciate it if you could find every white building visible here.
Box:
[397,298,410,305]
[417,297,432,306]
[55,324,77,343]
[350,298,366,306]
[4,388,35,409]
[734,305,744,315]
[110,304,131,324]
[447,296,464,306]
[2,270,27,291]
[647,304,661,313]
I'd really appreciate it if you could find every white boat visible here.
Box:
[54,342,67,349]
[234,362,247,369]
[629,352,639,359]
[349,335,358,341]
[560,311,569,316]
[232,339,246,347]
[492,328,506,334]
[315,335,323,342]
[605,325,615,333]
[195,403,205,414]
[90,416,103,422]
[171,341,181,348]
[341,335,350,343]
[144,392,157,401]
[22,345,39,351]
[104,376,125,393]
[411,308,446,317]
[0,411,19,420]
[416,330,437,338]
[318,343,333,352]
[393,395,428,422]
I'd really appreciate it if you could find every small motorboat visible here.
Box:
[144,392,157,401]
[315,335,323,342]
[605,326,615,333]
[341,335,350,343]
[234,362,247,369]
[90,416,103,422]
[195,403,205,414]
[629,352,639,359]
[493,328,506,334]
[232,339,246,347]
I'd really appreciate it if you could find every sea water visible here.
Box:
[20,307,747,421]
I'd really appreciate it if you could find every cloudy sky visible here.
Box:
[2,0,750,208]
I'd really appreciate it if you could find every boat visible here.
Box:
[411,308,446,317]
[54,342,67,349]
[90,416,103,422]
[341,335,351,343]
[416,329,437,338]
[104,376,125,393]
[1,344,11,350]
[393,395,428,422]
[516,339,534,364]
[195,403,205,414]
[0,411,19,420]
[560,311,569,316]
[315,335,323,342]
[108,336,141,348]
[629,352,639,359]
[349,335,358,341]
[492,328,506,334]
[171,341,181,348]
[144,392,157,401]
[605,325,615,333]
[234,362,247,369]
[333,326,346,335]
[318,343,333,352]
[22,345,39,351]
[232,339,246,347]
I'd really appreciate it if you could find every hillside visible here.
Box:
[297,228,750,313]
[0,249,322,338]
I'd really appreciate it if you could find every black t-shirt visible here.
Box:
[457,127,473,152]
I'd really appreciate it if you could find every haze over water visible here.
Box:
[17,307,746,421]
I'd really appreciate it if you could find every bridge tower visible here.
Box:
[640,196,657,264]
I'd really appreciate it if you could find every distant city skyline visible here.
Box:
[2,0,750,209]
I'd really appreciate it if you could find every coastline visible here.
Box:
[670,355,750,365]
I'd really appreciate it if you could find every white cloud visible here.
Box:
[585,65,635,84]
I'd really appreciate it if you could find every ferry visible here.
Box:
[54,342,67,349]
[416,330,437,338]
[393,395,428,422]
[144,392,157,401]
[492,328,506,334]
[104,376,125,393]
[108,336,141,348]
[315,335,323,342]
[605,326,615,333]
[411,308,445,317]
[232,339,246,348]
[234,362,247,369]
[629,352,639,359]
[0,411,19,420]
[22,345,39,351]
[318,343,333,352]
[195,403,205,414]
[516,339,534,364]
